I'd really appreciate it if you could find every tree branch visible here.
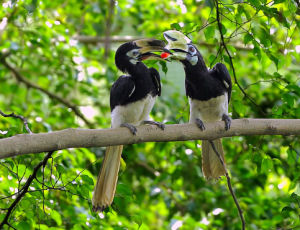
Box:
[0,119,299,159]
[214,0,266,115]
[0,58,94,128]
[0,110,32,134]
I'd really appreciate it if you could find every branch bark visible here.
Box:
[0,119,299,159]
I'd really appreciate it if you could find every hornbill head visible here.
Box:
[115,39,169,73]
[163,30,201,66]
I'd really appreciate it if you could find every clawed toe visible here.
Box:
[142,120,165,130]
[195,118,206,131]
[121,123,137,135]
[222,114,231,131]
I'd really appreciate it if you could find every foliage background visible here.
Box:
[0,0,300,229]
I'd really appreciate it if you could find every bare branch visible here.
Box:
[0,110,32,134]
[0,119,299,159]
[0,58,94,128]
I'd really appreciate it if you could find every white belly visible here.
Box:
[111,94,156,128]
[189,93,228,123]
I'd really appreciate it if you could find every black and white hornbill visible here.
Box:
[92,39,168,212]
[162,30,232,180]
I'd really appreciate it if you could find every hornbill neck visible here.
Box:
[117,59,148,77]
[182,55,208,76]
[127,62,148,77]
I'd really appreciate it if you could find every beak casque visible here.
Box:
[163,30,191,52]
[162,30,193,60]
[133,39,170,61]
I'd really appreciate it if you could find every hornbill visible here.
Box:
[162,30,232,180]
[92,39,168,212]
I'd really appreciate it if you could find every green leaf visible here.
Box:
[243,33,253,44]
[51,210,62,226]
[205,0,215,8]
[56,164,65,174]
[233,100,247,115]
[204,26,215,40]
[171,23,181,31]
[281,206,295,217]
[248,0,261,8]
[223,55,231,65]
[209,54,217,66]
[261,158,273,173]
[274,0,285,4]
[17,221,31,230]
[220,23,227,35]
[269,54,279,68]
[253,46,261,60]
[18,164,27,177]
[287,149,297,165]
[159,61,168,75]
[81,175,94,185]
[282,93,294,107]
[116,183,132,197]
[131,215,143,229]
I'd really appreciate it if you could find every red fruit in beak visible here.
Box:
[161,52,170,59]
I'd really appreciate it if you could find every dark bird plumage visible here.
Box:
[163,30,232,179]
[92,39,165,212]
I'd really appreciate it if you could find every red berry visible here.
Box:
[161,52,170,59]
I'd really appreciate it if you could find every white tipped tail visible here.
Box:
[92,145,123,212]
[202,139,226,179]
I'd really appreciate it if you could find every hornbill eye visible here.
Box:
[127,49,140,58]
[188,46,195,54]
[132,50,139,57]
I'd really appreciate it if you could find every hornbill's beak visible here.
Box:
[163,30,191,60]
[134,39,171,61]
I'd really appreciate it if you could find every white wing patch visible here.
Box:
[128,84,135,98]
[223,80,229,89]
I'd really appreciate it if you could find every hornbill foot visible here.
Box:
[222,114,231,131]
[195,118,206,131]
[142,120,165,130]
[121,123,137,135]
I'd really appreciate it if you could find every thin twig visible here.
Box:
[209,140,245,230]
[214,0,267,116]
[0,110,32,134]
[0,151,54,229]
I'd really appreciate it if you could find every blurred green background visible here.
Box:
[0,0,299,229]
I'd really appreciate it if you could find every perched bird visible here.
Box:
[162,30,232,180]
[92,39,168,212]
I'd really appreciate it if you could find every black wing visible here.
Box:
[211,63,232,102]
[149,67,161,96]
[110,75,135,111]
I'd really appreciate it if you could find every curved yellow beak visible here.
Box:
[134,39,170,61]
[163,30,191,60]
